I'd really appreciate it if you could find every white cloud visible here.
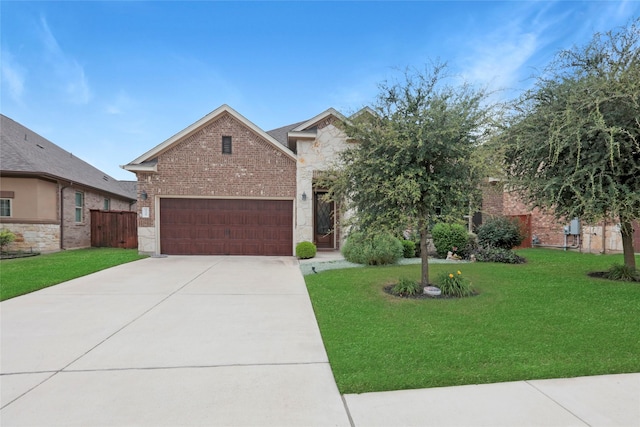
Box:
[0,48,26,102]
[39,16,91,105]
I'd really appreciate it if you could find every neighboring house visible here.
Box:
[479,180,640,254]
[0,114,137,252]
[123,104,361,256]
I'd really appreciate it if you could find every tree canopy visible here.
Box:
[324,64,497,285]
[504,19,640,269]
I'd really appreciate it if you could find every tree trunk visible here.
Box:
[620,219,637,270]
[419,216,430,287]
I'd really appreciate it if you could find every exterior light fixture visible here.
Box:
[301,192,307,201]
[141,190,148,201]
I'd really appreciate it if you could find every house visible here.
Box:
[123,104,361,256]
[0,114,137,252]
[480,180,640,254]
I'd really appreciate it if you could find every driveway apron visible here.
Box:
[0,256,351,426]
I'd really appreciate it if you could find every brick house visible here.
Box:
[0,114,137,252]
[123,105,362,256]
[480,180,640,254]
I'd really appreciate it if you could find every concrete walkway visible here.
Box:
[1,255,638,426]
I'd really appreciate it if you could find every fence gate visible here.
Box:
[508,214,532,249]
[91,210,138,249]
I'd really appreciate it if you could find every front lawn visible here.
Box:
[305,249,640,394]
[0,248,147,301]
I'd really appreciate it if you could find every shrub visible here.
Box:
[0,229,16,252]
[438,270,474,297]
[342,231,404,265]
[604,264,639,282]
[295,241,317,259]
[474,246,526,264]
[401,240,416,258]
[476,216,525,250]
[392,277,421,297]
[431,223,469,258]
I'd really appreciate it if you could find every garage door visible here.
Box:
[160,198,293,256]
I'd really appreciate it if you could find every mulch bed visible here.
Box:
[383,284,479,299]
[0,252,40,260]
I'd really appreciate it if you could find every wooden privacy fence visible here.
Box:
[91,210,138,249]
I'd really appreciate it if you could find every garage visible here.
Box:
[159,198,293,256]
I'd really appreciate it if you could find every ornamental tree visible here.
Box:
[504,19,640,270]
[322,63,498,286]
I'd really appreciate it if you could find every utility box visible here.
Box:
[569,218,581,235]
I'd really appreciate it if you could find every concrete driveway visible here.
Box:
[0,256,351,426]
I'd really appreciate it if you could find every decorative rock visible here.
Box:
[424,286,442,296]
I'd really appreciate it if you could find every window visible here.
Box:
[222,136,232,154]
[75,192,84,222]
[104,198,110,210]
[0,199,11,217]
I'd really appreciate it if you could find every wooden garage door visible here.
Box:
[160,198,293,256]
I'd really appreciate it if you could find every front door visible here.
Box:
[314,191,335,249]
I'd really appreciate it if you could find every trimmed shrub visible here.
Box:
[392,277,421,297]
[474,246,526,264]
[431,223,469,258]
[295,241,317,259]
[401,240,416,258]
[604,264,639,282]
[476,216,525,250]
[438,270,474,297]
[0,229,16,252]
[342,231,404,265]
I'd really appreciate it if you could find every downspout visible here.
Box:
[601,219,606,254]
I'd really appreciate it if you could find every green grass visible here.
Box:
[0,248,147,301]
[305,249,640,394]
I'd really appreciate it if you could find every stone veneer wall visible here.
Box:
[3,223,60,252]
[296,119,351,247]
[134,111,296,254]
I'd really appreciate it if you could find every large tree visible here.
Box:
[324,64,497,286]
[504,19,640,270]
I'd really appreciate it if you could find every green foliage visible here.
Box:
[474,247,526,264]
[401,240,416,258]
[476,216,525,250]
[392,277,421,297]
[431,223,469,258]
[604,264,640,282]
[295,241,317,259]
[318,63,499,285]
[437,270,474,297]
[341,231,404,265]
[0,229,16,252]
[504,19,640,269]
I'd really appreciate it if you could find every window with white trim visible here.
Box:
[75,191,84,222]
[0,199,11,217]
[104,198,110,210]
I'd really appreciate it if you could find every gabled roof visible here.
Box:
[291,107,347,133]
[0,114,136,201]
[266,120,306,146]
[123,104,296,172]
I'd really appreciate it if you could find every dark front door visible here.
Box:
[314,192,335,249]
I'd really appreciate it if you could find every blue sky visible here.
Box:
[2,1,638,180]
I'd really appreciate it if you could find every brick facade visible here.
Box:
[134,111,296,252]
[502,189,566,246]
[61,186,132,249]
